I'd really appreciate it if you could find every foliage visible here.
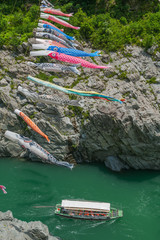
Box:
[35,71,58,82]
[0,4,39,49]
[67,8,160,52]
[55,0,160,20]
[146,76,157,84]
[0,0,160,52]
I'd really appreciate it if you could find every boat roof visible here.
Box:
[61,200,110,211]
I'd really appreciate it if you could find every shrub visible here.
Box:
[1,0,160,52]
[0,4,39,49]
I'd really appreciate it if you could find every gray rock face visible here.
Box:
[0,210,59,240]
[0,45,160,171]
[104,156,129,172]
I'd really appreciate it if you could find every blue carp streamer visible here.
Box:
[46,45,101,57]
[36,26,76,48]
[41,23,74,40]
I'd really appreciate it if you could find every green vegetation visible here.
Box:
[29,112,38,119]
[57,0,159,20]
[118,71,128,80]
[122,91,130,98]
[35,71,58,82]
[0,1,39,49]
[69,7,160,52]
[10,80,15,90]
[146,76,157,84]
[68,105,83,117]
[15,55,25,61]
[68,94,78,100]
[0,0,160,52]
[55,0,160,52]
[65,104,90,126]
[107,72,117,78]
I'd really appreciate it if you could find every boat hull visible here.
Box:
[55,213,112,221]
[55,205,123,221]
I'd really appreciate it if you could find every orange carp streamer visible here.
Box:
[14,109,50,143]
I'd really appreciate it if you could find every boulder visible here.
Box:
[0,211,59,240]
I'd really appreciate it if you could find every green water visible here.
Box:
[0,158,159,240]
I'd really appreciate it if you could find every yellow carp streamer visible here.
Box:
[27,75,124,103]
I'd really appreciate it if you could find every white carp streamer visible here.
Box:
[18,86,81,107]
[36,26,76,48]
[35,32,71,48]
[41,0,54,8]
[4,130,74,169]
[0,185,7,194]
[27,62,80,75]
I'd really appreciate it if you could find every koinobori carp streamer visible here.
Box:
[4,130,74,169]
[27,75,124,104]
[39,19,64,32]
[35,27,76,48]
[38,23,74,41]
[34,38,68,48]
[41,7,73,17]
[40,13,80,30]
[30,50,110,69]
[27,62,80,75]
[36,45,101,57]
[18,86,81,106]
[54,15,69,21]
[41,0,54,8]
[35,32,71,48]
[14,109,50,143]
[41,9,70,21]
[0,185,7,194]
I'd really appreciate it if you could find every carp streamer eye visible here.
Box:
[44,34,49,38]
[54,47,58,51]
[64,68,70,73]
[52,53,56,57]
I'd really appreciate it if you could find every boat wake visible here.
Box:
[84,220,106,229]
[107,219,116,225]
[55,219,106,236]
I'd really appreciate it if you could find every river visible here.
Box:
[0,158,159,240]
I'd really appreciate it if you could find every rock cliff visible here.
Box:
[0,210,59,240]
[0,43,160,171]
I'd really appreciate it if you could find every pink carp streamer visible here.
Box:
[48,51,111,69]
[40,13,80,30]
[0,185,7,194]
[39,20,64,32]
[42,8,73,17]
